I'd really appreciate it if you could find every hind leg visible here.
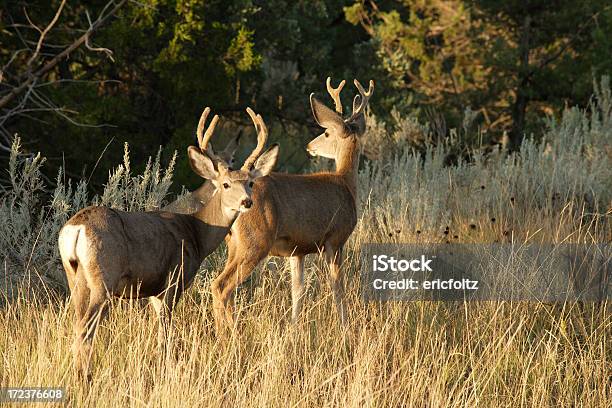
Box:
[73,279,109,381]
[290,256,305,323]
[66,267,90,322]
[66,270,90,377]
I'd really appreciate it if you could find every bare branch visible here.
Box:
[0,47,27,80]
[85,10,115,61]
[26,0,67,67]
[0,0,127,111]
[29,89,117,128]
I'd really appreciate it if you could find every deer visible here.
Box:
[211,77,374,332]
[162,133,241,214]
[58,107,279,379]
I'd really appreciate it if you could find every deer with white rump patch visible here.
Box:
[58,107,279,379]
[211,77,374,331]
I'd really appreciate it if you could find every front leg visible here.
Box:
[149,295,172,349]
[325,242,346,325]
[151,262,197,346]
[211,258,237,333]
[212,245,268,333]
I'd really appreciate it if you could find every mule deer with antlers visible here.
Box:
[162,133,241,214]
[58,107,278,379]
[211,78,374,331]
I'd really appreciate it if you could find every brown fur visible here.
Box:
[58,108,278,379]
[211,78,373,331]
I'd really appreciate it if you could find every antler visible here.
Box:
[196,107,220,152]
[242,107,268,170]
[326,77,346,115]
[349,79,375,120]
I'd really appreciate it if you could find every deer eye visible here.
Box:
[249,181,254,188]
[223,183,230,189]
[325,132,329,138]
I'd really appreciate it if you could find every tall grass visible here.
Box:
[0,78,610,407]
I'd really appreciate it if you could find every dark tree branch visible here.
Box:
[528,6,611,79]
[0,0,127,152]
[0,0,126,111]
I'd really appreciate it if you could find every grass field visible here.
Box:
[1,254,609,406]
[1,82,610,407]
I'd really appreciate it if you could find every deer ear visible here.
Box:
[251,144,279,178]
[187,146,218,180]
[347,113,366,136]
[310,94,345,133]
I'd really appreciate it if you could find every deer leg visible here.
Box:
[69,270,90,378]
[149,295,172,349]
[213,244,268,331]
[221,254,266,328]
[68,268,90,325]
[325,242,346,325]
[290,256,305,323]
[211,259,243,332]
[74,280,109,381]
[212,246,239,332]
[150,263,195,346]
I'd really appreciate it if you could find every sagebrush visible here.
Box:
[0,79,610,407]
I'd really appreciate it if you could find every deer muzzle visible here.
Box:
[240,198,253,211]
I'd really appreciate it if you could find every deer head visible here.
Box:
[306,78,374,160]
[218,132,241,169]
[208,133,241,170]
[187,107,279,219]
[193,107,243,170]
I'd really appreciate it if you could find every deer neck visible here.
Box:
[162,182,214,213]
[334,140,359,198]
[190,190,236,257]
[190,181,216,209]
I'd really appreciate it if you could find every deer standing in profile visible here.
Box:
[211,78,374,331]
[58,107,279,379]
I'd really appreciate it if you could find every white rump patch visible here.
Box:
[58,224,86,263]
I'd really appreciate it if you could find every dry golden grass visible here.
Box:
[1,223,610,407]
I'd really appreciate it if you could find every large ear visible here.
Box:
[187,146,218,180]
[310,94,345,133]
[348,110,366,136]
[250,144,279,178]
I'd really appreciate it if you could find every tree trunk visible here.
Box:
[510,15,532,151]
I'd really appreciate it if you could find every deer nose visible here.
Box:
[241,198,253,209]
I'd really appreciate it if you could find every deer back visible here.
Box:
[231,172,357,257]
